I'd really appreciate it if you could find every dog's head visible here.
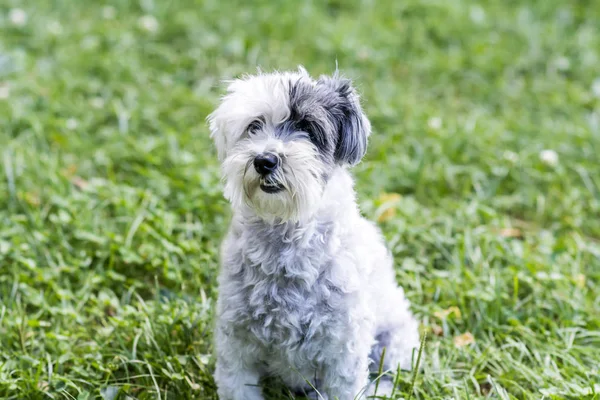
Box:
[208,67,371,223]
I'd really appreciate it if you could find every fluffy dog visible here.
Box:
[208,67,419,399]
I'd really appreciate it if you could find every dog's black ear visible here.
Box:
[317,74,371,166]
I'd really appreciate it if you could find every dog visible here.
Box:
[208,67,420,399]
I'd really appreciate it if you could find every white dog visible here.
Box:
[208,67,419,399]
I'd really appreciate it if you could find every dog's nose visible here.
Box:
[254,153,279,175]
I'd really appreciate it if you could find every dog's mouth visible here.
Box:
[259,178,284,194]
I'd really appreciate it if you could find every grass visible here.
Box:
[1,0,599,398]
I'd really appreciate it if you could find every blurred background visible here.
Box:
[0,0,599,399]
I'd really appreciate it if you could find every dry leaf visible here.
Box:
[498,228,522,238]
[454,332,475,347]
[71,176,89,190]
[62,164,77,177]
[431,324,443,336]
[376,193,401,222]
[378,192,402,203]
[23,192,40,206]
[434,306,462,320]
[377,208,396,222]
[574,274,586,288]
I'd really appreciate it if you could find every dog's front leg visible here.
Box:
[214,330,264,400]
[321,344,371,400]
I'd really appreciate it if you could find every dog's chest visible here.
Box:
[242,276,322,349]
[233,224,344,354]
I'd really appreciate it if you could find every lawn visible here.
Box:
[1,0,599,399]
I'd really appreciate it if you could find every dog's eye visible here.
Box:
[247,119,263,134]
[296,120,314,138]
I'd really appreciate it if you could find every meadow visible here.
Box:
[1,0,599,398]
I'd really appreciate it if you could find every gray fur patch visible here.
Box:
[284,75,369,166]
[369,330,392,373]
[317,75,369,165]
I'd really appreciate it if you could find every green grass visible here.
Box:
[1,0,600,399]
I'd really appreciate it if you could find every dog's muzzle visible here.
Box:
[254,153,284,193]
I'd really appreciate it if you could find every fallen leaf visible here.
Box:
[377,208,396,222]
[378,192,402,203]
[62,164,77,177]
[376,193,401,222]
[498,228,522,238]
[434,306,462,320]
[454,332,475,347]
[574,274,586,288]
[71,176,89,190]
[23,192,41,206]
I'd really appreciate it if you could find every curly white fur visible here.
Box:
[208,68,420,399]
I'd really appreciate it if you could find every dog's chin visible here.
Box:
[259,178,284,194]
[239,180,306,224]
[259,185,283,194]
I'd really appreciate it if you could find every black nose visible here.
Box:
[254,153,279,175]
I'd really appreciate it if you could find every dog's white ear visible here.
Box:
[207,108,227,161]
[207,80,239,160]
[317,74,371,166]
